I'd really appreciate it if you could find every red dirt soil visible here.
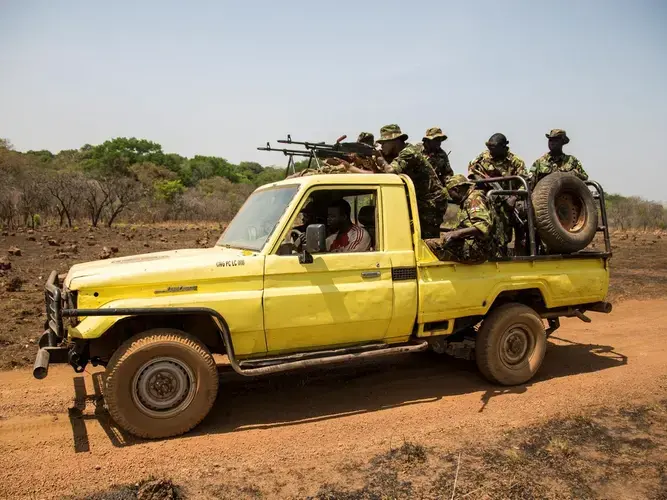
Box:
[0,300,666,498]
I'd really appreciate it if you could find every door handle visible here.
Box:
[361,271,381,279]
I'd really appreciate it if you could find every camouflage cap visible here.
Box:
[423,127,448,141]
[445,174,472,191]
[357,132,375,146]
[546,129,570,144]
[377,124,408,143]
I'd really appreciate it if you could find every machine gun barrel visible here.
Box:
[258,146,354,161]
[277,139,329,149]
[257,145,314,157]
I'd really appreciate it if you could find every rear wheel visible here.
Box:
[476,303,546,385]
[104,329,218,439]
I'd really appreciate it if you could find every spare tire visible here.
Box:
[531,172,598,253]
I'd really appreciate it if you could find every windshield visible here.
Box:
[216,185,299,251]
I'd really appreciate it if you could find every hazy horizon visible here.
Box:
[2,1,666,201]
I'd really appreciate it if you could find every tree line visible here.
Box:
[0,137,284,228]
[0,137,665,231]
[605,194,667,232]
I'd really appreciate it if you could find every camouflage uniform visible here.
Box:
[377,125,446,238]
[467,150,526,179]
[467,146,526,252]
[419,127,453,185]
[529,130,588,187]
[426,175,504,263]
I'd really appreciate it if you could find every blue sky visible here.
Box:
[1,0,666,200]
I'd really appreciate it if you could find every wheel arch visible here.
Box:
[487,288,547,315]
[88,312,229,365]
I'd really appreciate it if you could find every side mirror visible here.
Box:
[299,224,326,264]
[305,224,326,254]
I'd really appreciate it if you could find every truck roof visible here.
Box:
[256,173,406,192]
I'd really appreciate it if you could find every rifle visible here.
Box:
[258,135,380,178]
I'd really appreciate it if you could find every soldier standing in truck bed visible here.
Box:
[467,133,526,180]
[419,127,453,185]
[467,133,527,254]
[528,129,588,187]
[374,124,447,238]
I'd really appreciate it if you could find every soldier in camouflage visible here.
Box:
[468,133,526,253]
[425,175,503,263]
[375,124,447,238]
[419,127,453,185]
[357,132,375,147]
[344,133,385,172]
[468,133,526,180]
[528,129,588,187]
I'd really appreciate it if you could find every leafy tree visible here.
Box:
[254,167,285,185]
[154,179,185,203]
[53,149,84,170]
[83,137,165,176]
[26,149,55,163]
[130,162,178,188]
[162,152,187,176]
[188,155,244,183]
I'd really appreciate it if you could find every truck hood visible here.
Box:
[64,246,261,290]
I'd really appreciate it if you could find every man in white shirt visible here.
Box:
[325,199,371,253]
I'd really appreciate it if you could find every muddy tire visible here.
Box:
[476,303,547,386]
[532,172,598,253]
[104,329,218,439]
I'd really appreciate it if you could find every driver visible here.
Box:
[291,201,324,251]
[325,199,371,253]
[294,202,320,232]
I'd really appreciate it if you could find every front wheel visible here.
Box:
[104,329,219,439]
[476,303,547,385]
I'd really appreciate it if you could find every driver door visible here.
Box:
[262,188,393,353]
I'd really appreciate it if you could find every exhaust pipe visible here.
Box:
[585,301,613,314]
[33,348,50,379]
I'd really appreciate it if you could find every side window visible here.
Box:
[280,188,379,254]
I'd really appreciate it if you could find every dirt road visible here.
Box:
[1,300,666,499]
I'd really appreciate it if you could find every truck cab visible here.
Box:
[36,173,612,439]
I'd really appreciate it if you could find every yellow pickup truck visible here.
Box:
[35,173,612,439]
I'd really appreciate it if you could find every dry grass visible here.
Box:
[310,401,667,500]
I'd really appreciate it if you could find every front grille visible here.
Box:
[44,271,64,339]
[64,289,78,326]
[392,267,417,281]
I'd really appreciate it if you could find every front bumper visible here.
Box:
[33,271,72,379]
